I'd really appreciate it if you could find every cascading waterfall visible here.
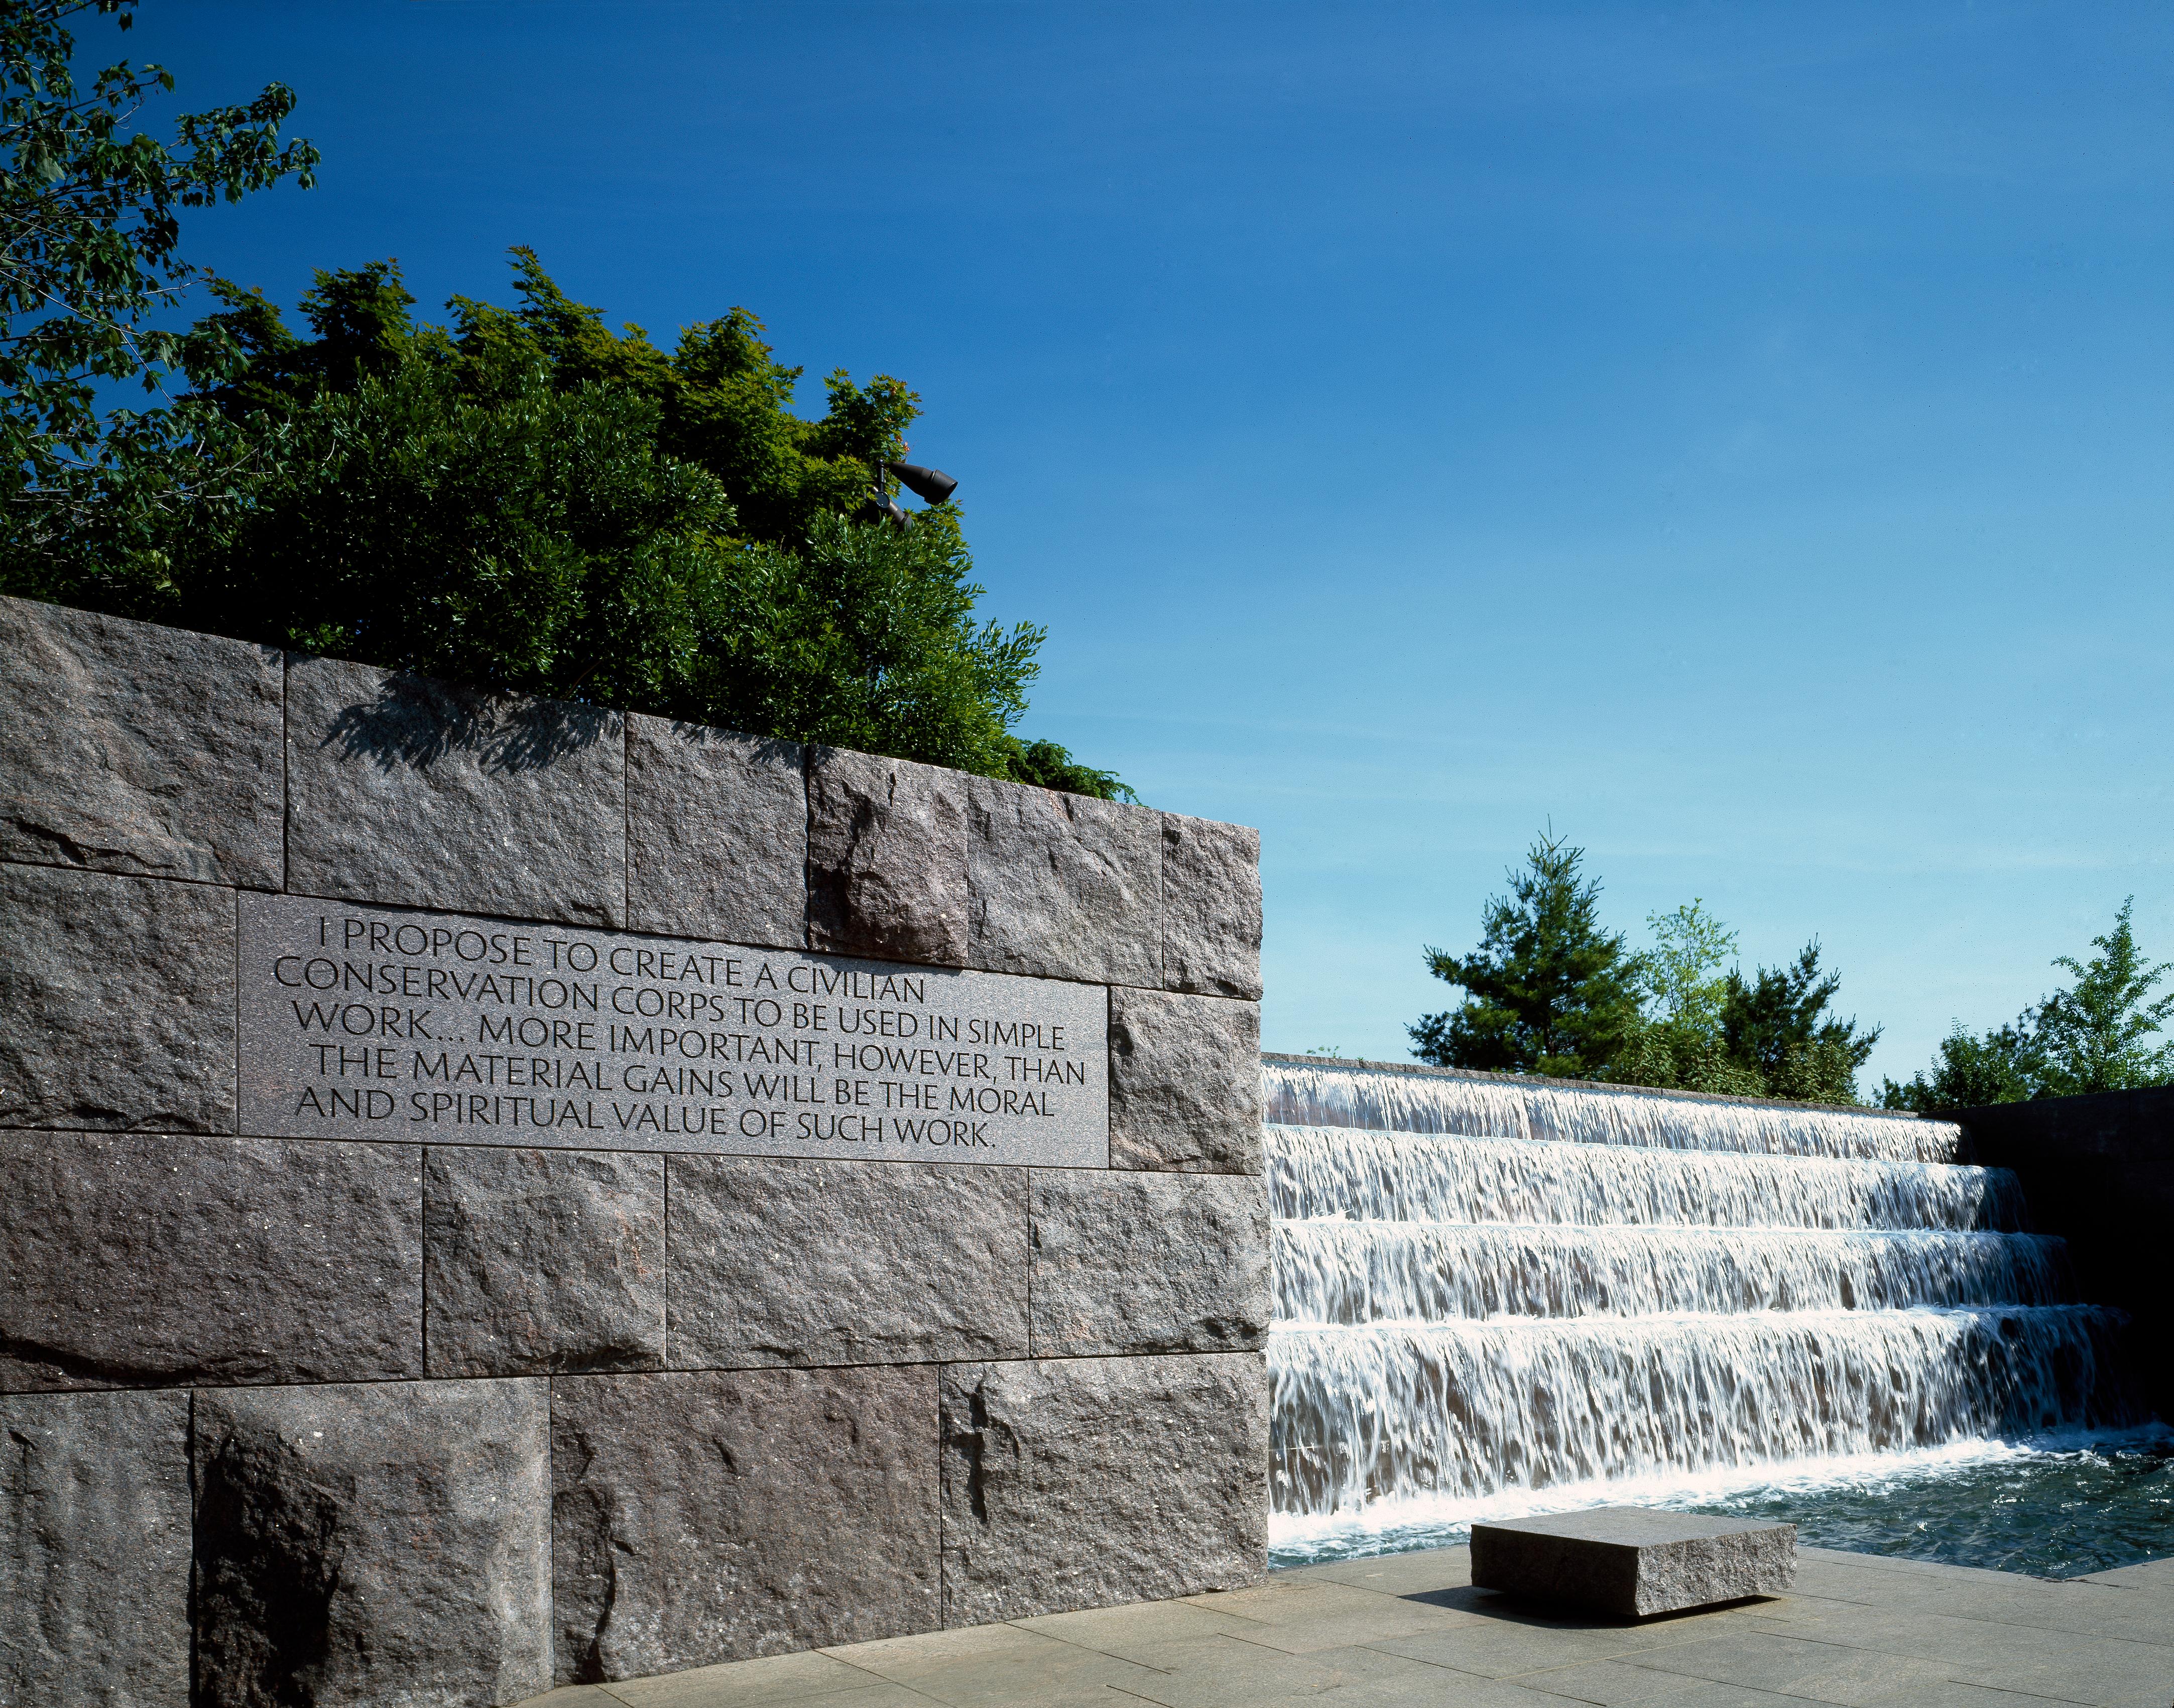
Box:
[1267,1057,2141,1524]
[1267,1058,1960,1161]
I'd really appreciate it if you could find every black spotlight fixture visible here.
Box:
[865,454,958,525]
[887,459,958,504]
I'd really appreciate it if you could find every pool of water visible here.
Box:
[1269,1429,2174,1578]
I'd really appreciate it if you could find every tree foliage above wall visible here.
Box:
[1880,900,2174,1110]
[0,4,1132,799]
[1411,832,1880,1105]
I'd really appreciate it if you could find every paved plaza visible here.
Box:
[523,1543,2174,1707]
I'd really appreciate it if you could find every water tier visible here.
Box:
[1266,1063,2140,1521]
[1267,1058,1962,1162]
[1271,1127,2024,1231]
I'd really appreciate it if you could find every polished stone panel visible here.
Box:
[236,892,1109,1165]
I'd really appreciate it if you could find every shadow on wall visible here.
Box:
[324,671,615,775]
[1951,1086,2174,1422]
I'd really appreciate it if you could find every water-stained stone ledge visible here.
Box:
[1471,1507,1797,1618]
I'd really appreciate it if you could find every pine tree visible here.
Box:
[1409,830,1645,1079]
[1718,943,1879,1104]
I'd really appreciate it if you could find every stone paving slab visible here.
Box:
[516,1545,2174,1708]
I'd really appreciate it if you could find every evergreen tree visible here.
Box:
[1718,942,1879,1104]
[1409,829,1645,1079]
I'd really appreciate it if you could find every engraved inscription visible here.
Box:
[238,894,1109,1166]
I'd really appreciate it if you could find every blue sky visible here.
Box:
[135,2,2174,1088]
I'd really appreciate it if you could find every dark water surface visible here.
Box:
[1688,1434,2174,1577]
[1269,1432,2174,1579]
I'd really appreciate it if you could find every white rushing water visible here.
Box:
[1271,1127,2024,1231]
[1275,1224,2073,1322]
[1265,1060,2140,1525]
[1266,1059,1963,1161]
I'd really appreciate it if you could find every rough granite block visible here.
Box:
[1471,1507,1796,1618]
[627,715,806,949]
[0,1388,191,1708]
[553,1366,939,1681]
[0,596,284,887]
[1,1131,420,1392]
[965,774,1160,985]
[666,1156,1027,1368]
[1161,812,1261,999]
[193,1379,552,1708]
[0,865,234,1133]
[940,1352,1268,1625]
[424,1147,663,1378]
[1108,988,1263,1173]
[1029,1170,1268,1356]
[805,746,967,965]
[286,653,626,927]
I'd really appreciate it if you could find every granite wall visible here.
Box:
[1952,1087,2174,1421]
[0,595,1270,1708]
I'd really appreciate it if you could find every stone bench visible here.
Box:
[1471,1507,1795,1618]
